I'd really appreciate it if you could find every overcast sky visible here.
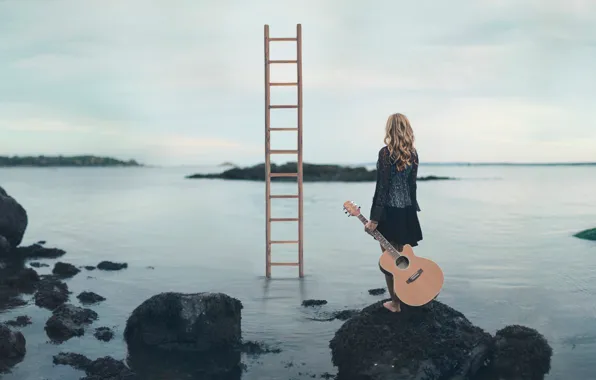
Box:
[0,0,594,165]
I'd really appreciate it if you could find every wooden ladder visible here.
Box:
[264,24,304,278]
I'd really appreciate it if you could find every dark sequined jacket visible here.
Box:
[370,146,420,222]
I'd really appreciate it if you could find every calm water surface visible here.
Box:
[0,165,595,380]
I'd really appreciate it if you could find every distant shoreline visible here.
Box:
[0,155,142,167]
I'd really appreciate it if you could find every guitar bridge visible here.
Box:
[406,269,423,284]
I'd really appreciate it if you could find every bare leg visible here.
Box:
[379,243,402,312]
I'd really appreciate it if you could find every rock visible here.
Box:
[480,325,553,380]
[0,186,28,248]
[302,299,328,307]
[574,227,596,241]
[94,327,114,342]
[5,315,32,327]
[36,240,46,245]
[0,323,26,373]
[307,308,361,322]
[83,265,96,271]
[240,340,282,356]
[97,261,128,271]
[77,291,106,305]
[125,292,242,351]
[29,261,49,268]
[34,276,70,310]
[330,299,492,380]
[185,163,456,182]
[54,352,137,379]
[332,309,361,321]
[124,292,243,380]
[14,243,66,259]
[52,261,81,278]
[45,303,98,342]
[368,288,386,296]
[4,267,39,293]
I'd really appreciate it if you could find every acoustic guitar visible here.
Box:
[343,200,444,307]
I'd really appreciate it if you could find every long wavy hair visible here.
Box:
[384,113,416,171]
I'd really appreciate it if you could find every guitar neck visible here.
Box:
[355,214,399,256]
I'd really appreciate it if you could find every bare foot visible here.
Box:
[383,301,401,313]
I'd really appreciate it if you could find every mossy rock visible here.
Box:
[573,228,596,241]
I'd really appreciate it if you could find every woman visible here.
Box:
[364,113,422,313]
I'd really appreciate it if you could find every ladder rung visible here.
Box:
[269,38,297,42]
[270,194,299,198]
[269,128,298,131]
[270,82,298,86]
[270,172,298,177]
[270,105,298,109]
[270,150,298,154]
[270,218,299,222]
[271,262,299,266]
[269,60,298,64]
[270,240,299,244]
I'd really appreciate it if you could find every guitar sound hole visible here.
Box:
[395,256,410,269]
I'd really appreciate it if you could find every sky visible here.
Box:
[0,0,595,165]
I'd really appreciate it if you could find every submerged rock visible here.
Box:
[97,261,128,271]
[94,326,115,342]
[0,323,26,373]
[77,291,106,305]
[330,300,493,380]
[45,303,98,342]
[368,288,386,296]
[5,315,32,328]
[302,299,328,307]
[0,186,28,248]
[14,243,66,260]
[54,352,137,379]
[124,292,244,379]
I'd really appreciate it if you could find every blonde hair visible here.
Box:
[384,113,416,171]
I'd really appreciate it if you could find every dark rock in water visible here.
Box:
[185,163,456,183]
[5,315,32,327]
[302,299,328,307]
[125,292,242,351]
[54,352,137,380]
[53,352,92,370]
[332,309,361,321]
[97,260,128,271]
[83,265,96,271]
[0,323,26,373]
[125,292,243,380]
[77,291,106,305]
[307,307,361,322]
[330,300,493,380]
[4,267,39,293]
[45,303,98,342]
[574,227,596,241]
[368,288,386,296]
[94,326,115,342]
[477,325,552,380]
[14,243,66,260]
[29,261,49,268]
[36,240,46,245]
[52,261,81,278]
[0,186,28,248]
[34,275,70,310]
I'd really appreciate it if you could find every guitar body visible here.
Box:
[379,244,444,307]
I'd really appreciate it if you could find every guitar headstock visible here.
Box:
[343,200,361,217]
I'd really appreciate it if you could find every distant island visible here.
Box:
[0,155,142,167]
[218,161,237,167]
[574,228,596,241]
[185,162,454,182]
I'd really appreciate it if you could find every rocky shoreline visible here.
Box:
[185,162,455,182]
[0,155,141,167]
[1,185,554,379]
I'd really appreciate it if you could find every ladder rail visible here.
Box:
[264,25,272,279]
[264,24,304,278]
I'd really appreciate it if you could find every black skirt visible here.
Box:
[376,205,422,247]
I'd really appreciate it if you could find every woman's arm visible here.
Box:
[411,150,421,211]
[370,147,391,222]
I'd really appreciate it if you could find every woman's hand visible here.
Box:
[365,220,378,234]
